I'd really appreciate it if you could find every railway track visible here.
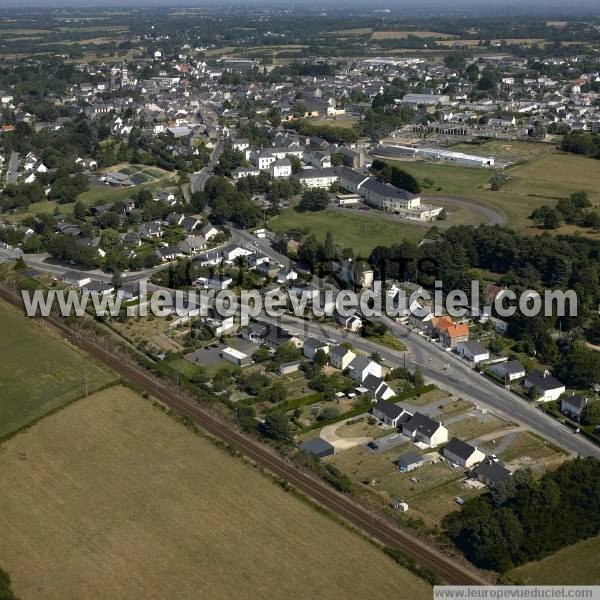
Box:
[0,289,488,586]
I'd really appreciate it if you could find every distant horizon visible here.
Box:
[0,0,599,17]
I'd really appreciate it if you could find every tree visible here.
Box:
[298,189,329,212]
[313,348,329,368]
[73,200,87,220]
[323,229,335,261]
[0,567,17,600]
[261,412,291,442]
[391,167,421,194]
[581,400,600,427]
[111,270,123,289]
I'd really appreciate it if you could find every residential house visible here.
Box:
[456,341,489,364]
[303,337,330,360]
[363,374,396,401]
[402,412,448,447]
[430,316,469,348]
[347,356,383,382]
[488,359,526,382]
[372,398,407,426]
[335,312,363,332]
[82,280,115,297]
[524,370,566,402]
[443,438,486,468]
[155,245,184,262]
[397,451,424,473]
[329,345,356,371]
[139,221,163,239]
[63,271,91,289]
[561,394,588,422]
[474,459,511,488]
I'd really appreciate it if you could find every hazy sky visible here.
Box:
[1,0,599,14]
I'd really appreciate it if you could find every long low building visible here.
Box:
[378,144,495,168]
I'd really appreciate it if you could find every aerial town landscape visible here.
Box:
[0,1,599,598]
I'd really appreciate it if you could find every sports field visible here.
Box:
[0,301,116,438]
[0,386,431,600]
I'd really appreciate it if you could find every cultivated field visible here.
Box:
[0,301,116,439]
[0,386,431,600]
[509,536,600,585]
[372,31,457,40]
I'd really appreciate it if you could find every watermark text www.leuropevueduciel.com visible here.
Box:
[19,280,578,325]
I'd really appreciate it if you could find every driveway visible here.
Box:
[319,415,371,451]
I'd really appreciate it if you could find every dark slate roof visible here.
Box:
[526,370,564,392]
[474,460,511,483]
[299,437,334,456]
[361,177,417,200]
[562,394,588,410]
[397,451,423,469]
[403,412,441,438]
[444,437,477,461]
[459,340,487,355]
[372,398,404,420]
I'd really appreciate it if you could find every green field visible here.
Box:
[509,536,600,585]
[0,300,116,438]
[269,209,427,256]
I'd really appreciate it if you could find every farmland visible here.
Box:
[509,536,600,585]
[0,300,116,439]
[0,386,431,600]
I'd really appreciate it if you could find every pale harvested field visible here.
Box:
[0,386,430,600]
[372,30,456,40]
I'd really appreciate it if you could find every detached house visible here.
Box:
[456,341,489,364]
[372,399,410,427]
[561,394,588,422]
[363,375,396,401]
[347,356,383,382]
[430,316,469,348]
[524,370,566,402]
[303,337,330,360]
[443,438,486,468]
[488,359,526,382]
[402,412,448,447]
[330,345,356,371]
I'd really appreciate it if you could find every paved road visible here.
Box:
[11,226,600,460]
[266,313,600,460]
[190,138,225,193]
[423,194,505,226]
[6,152,20,185]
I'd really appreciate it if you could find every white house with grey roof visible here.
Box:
[372,399,411,427]
[456,340,489,364]
[347,356,383,382]
[402,412,448,447]
[488,359,526,382]
[443,438,486,468]
[363,374,396,401]
[524,370,566,402]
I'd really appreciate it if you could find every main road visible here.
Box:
[266,313,600,460]
[190,138,225,193]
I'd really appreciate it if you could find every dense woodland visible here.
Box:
[443,458,600,572]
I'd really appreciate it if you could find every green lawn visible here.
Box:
[509,536,600,585]
[269,209,426,256]
[0,300,116,439]
[383,159,491,196]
